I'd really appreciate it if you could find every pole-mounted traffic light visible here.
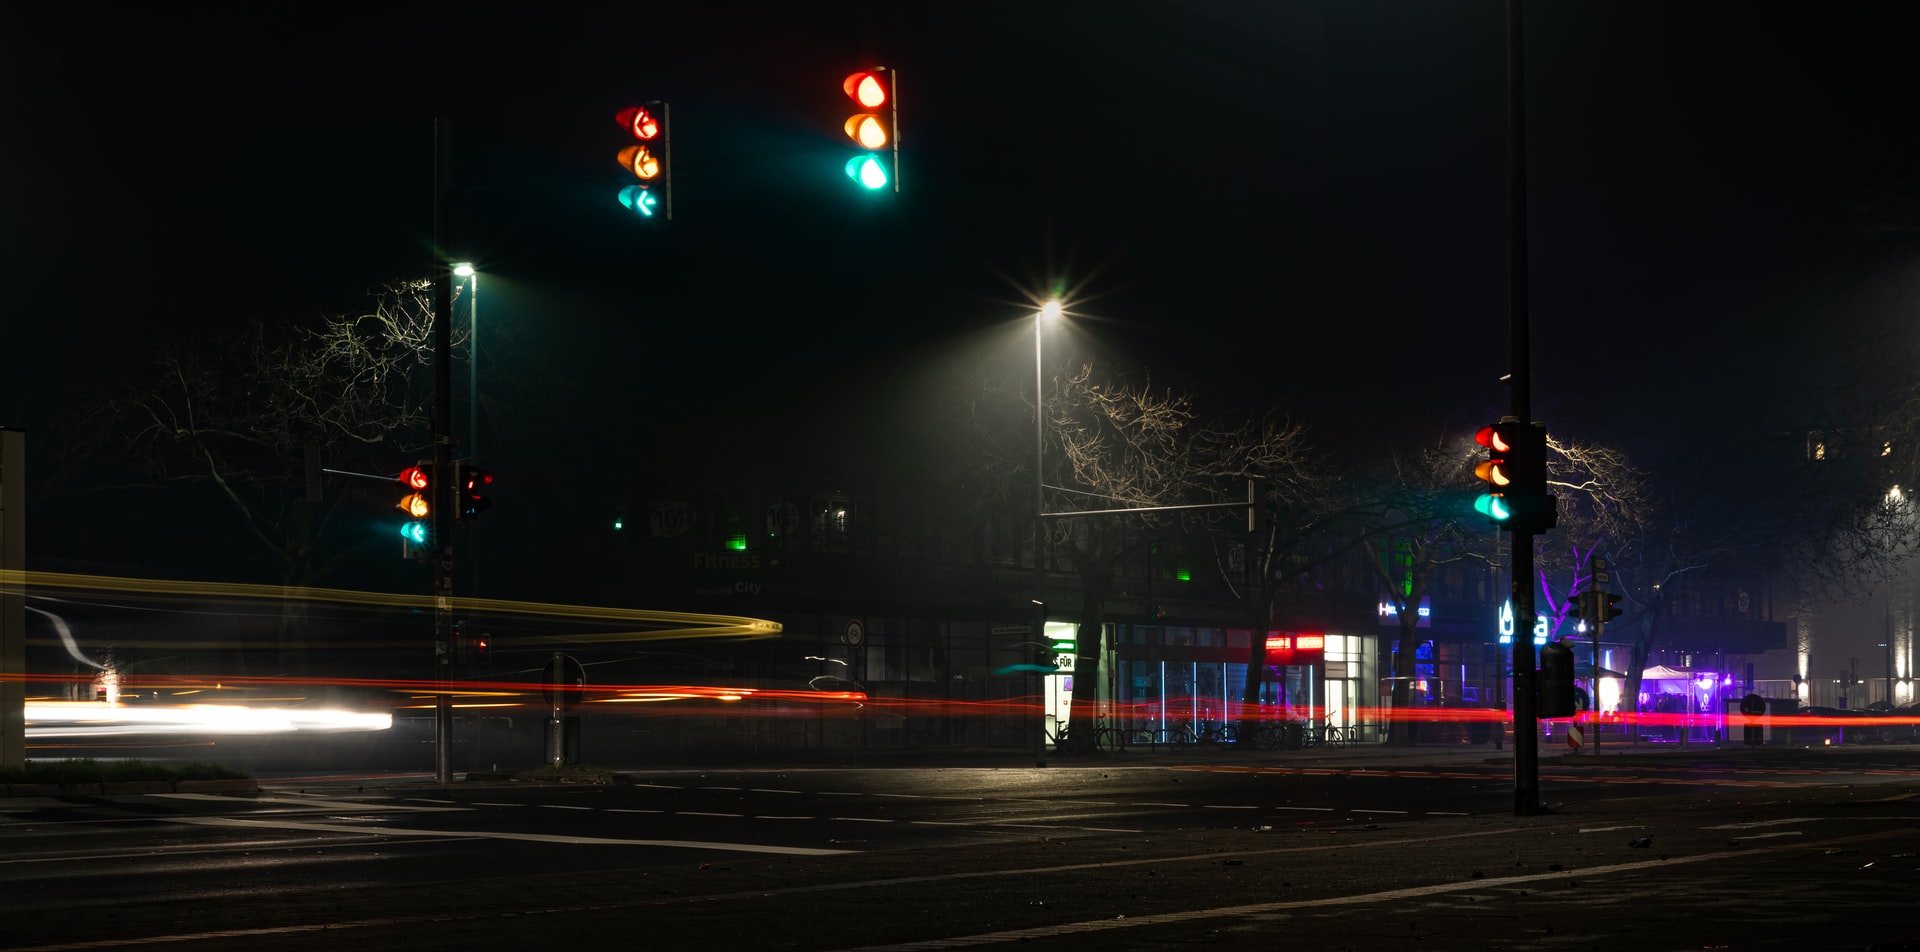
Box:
[1506,421,1557,533]
[1601,591,1623,624]
[1538,639,1577,718]
[1473,422,1517,525]
[1474,420,1558,533]
[615,102,672,220]
[841,68,897,192]
[455,462,493,521]
[397,462,432,558]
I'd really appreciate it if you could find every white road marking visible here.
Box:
[165,815,856,855]
[154,793,460,814]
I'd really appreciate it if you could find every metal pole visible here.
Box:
[0,430,24,770]
[467,271,478,463]
[1506,0,1541,815]
[432,119,456,785]
[466,270,480,660]
[1033,313,1048,768]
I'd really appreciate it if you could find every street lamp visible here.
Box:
[452,263,478,461]
[1033,300,1061,766]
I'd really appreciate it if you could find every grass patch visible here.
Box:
[0,758,250,785]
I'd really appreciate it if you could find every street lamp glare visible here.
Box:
[1039,300,1063,321]
[453,262,475,278]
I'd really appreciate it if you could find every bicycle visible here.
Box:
[1164,720,1230,751]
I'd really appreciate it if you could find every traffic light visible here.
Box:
[841,68,897,192]
[1538,639,1577,718]
[1472,422,1516,525]
[1601,591,1623,624]
[455,462,493,521]
[1473,420,1558,533]
[396,462,432,558]
[614,102,672,220]
[1506,421,1558,533]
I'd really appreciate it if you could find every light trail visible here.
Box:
[2,569,783,642]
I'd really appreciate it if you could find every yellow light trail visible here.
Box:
[2,570,783,643]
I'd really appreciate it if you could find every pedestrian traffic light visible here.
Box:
[1473,422,1516,525]
[455,462,493,521]
[841,68,897,192]
[1538,639,1577,718]
[614,102,672,220]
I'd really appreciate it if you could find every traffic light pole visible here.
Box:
[1505,0,1542,816]
[432,120,456,785]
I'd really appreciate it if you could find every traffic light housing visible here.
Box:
[1506,421,1558,532]
[396,462,432,558]
[1538,639,1577,718]
[455,462,493,521]
[841,68,897,192]
[1473,420,1558,533]
[1601,591,1623,623]
[614,102,672,220]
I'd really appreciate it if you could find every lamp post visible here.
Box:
[453,263,477,462]
[453,262,481,679]
[1033,300,1061,766]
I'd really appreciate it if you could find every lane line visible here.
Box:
[163,816,856,855]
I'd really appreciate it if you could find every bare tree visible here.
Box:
[929,353,1318,751]
[1041,363,1317,749]
[60,280,449,672]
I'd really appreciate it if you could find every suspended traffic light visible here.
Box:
[455,462,493,521]
[1473,422,1515,525]
[841,68,897,192]
[613,102,672,221]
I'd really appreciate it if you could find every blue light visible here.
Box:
[845,155,889,190]
[400,521,428,544]
[618,185,658,217]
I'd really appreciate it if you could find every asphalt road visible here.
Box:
[4,745,1920,952]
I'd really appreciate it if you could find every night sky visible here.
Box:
[6,2,1920,623]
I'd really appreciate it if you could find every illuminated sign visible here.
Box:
[1265,633,1327,666]
[1496,600,1548,645]
[1377,597,1432,628]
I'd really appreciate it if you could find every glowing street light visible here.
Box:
[1033,299,1062,767]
